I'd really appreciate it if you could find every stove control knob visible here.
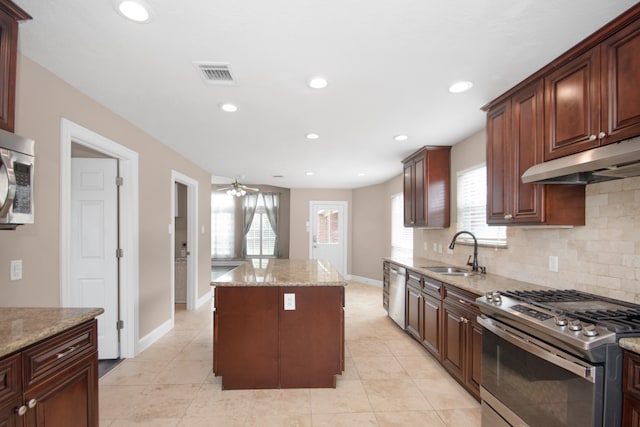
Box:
[554,316,568,326]
[492,292,502,303]
[582,324,598,337]
[568,320,582,331]
[485,291,493,301]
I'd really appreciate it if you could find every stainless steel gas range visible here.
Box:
[476,289,640,427]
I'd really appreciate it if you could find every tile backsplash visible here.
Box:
[416,176,640,302]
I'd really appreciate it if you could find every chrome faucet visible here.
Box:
[448,231,484,273]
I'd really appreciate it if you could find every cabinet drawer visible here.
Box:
[423,276,442,298]
[23,320,97,389]
[407,271,422,289]
[0,353,21,408]
[444,285,480,314]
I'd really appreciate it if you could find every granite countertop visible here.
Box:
[211,259,347,287]
[384,256,552,297]
[619,338,640,354]
[0,307,104,358]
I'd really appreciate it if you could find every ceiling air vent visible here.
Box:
[193,62,237,85]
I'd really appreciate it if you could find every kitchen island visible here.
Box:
[211,259,346,390]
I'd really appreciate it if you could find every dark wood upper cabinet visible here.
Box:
[602,17,640,145]
[545,47,601,160]
[538,5,640,161]
[0,0,31,133]
[486,82,585,226]
[402,146,451,228]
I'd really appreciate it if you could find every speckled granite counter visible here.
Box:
[0,307,104,358]
[619,338,640,354]
[211,259,347,287]
[384,256,552,296]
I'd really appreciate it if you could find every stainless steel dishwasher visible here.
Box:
[388,264,406,328]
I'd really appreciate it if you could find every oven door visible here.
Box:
[479,316,604,427]
[0,148,16,219]
[0,149,34,226]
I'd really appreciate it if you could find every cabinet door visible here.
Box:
[601,18,640,145]
[466,317,482,398]
[544,47,601,160]
[0,398,22,427]
[403,162,414,226]
[623,396,640,427]
[0,10,17,132]
[486,100,511,224]
[405,285,422,340]
[442,303,464,382]
[421,293,440,359]
[413,156,426,227]
[24,357,97,427]
[511,81,545,223]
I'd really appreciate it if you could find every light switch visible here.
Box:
[284,293,296,310]
[10,260,22,281]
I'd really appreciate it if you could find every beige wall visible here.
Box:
[415,130,640,303]
[351,175,403,280]
[289,189,353,271]
[0,55,212,339]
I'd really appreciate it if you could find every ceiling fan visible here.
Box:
[216,180,259,197]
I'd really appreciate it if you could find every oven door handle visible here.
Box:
[478,316,597,383]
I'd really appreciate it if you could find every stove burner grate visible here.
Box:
[573,309,640,333]
[501,289,599,303]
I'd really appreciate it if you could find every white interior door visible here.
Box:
[71,158,119,359]
[310,202,347,276]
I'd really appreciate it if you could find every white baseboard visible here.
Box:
[196,289,212,309]
[348,274,383,288]
[136,318,173,356]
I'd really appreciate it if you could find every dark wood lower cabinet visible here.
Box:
[441,286,482,400]
[0,320,99,427]
[421,293,441,359]
[623,351,640,426]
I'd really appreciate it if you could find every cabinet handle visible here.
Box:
[16,405,27,416]
[28,398,37,409]
[598,131,606,139]
[504,214,513,220]
[458,299,472,306]
[589,134,597,141]
[56,345,78,359]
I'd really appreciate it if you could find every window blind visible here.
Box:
[391,193,413,257]
[457,165,506,246]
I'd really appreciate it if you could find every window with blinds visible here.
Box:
[457,165,507,246]
[391,193,413,257]
[246,195,276,257]
[211,193,235,258]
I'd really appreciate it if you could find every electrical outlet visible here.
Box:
[10,260,22,281]
[438,244,443,254]
[549,256,559,272]
[432,243,437,252]
[284,293,296,310]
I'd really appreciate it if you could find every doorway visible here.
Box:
[171,171,199,321]
[309,201,348,277]
[60,118,139,359]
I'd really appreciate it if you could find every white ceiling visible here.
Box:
[14,0,638,189]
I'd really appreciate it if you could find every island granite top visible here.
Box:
[211,259,347,287]
[0,307,104,358]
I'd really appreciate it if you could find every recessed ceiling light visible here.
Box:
[305,133,319,140]
[308,77,328,89]
[357,173,365,177]
[305,171,314,176]
[449,81,473,93]
[220,103,238,112]
[114,0,152,23]
[394,135,408,141]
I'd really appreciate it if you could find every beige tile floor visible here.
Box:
[99,281,481,426]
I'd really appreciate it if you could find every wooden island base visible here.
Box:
[213,285,344,390]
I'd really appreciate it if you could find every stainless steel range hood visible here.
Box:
[521,137,640,184]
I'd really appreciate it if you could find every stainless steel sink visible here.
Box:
[422,266,475,276]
